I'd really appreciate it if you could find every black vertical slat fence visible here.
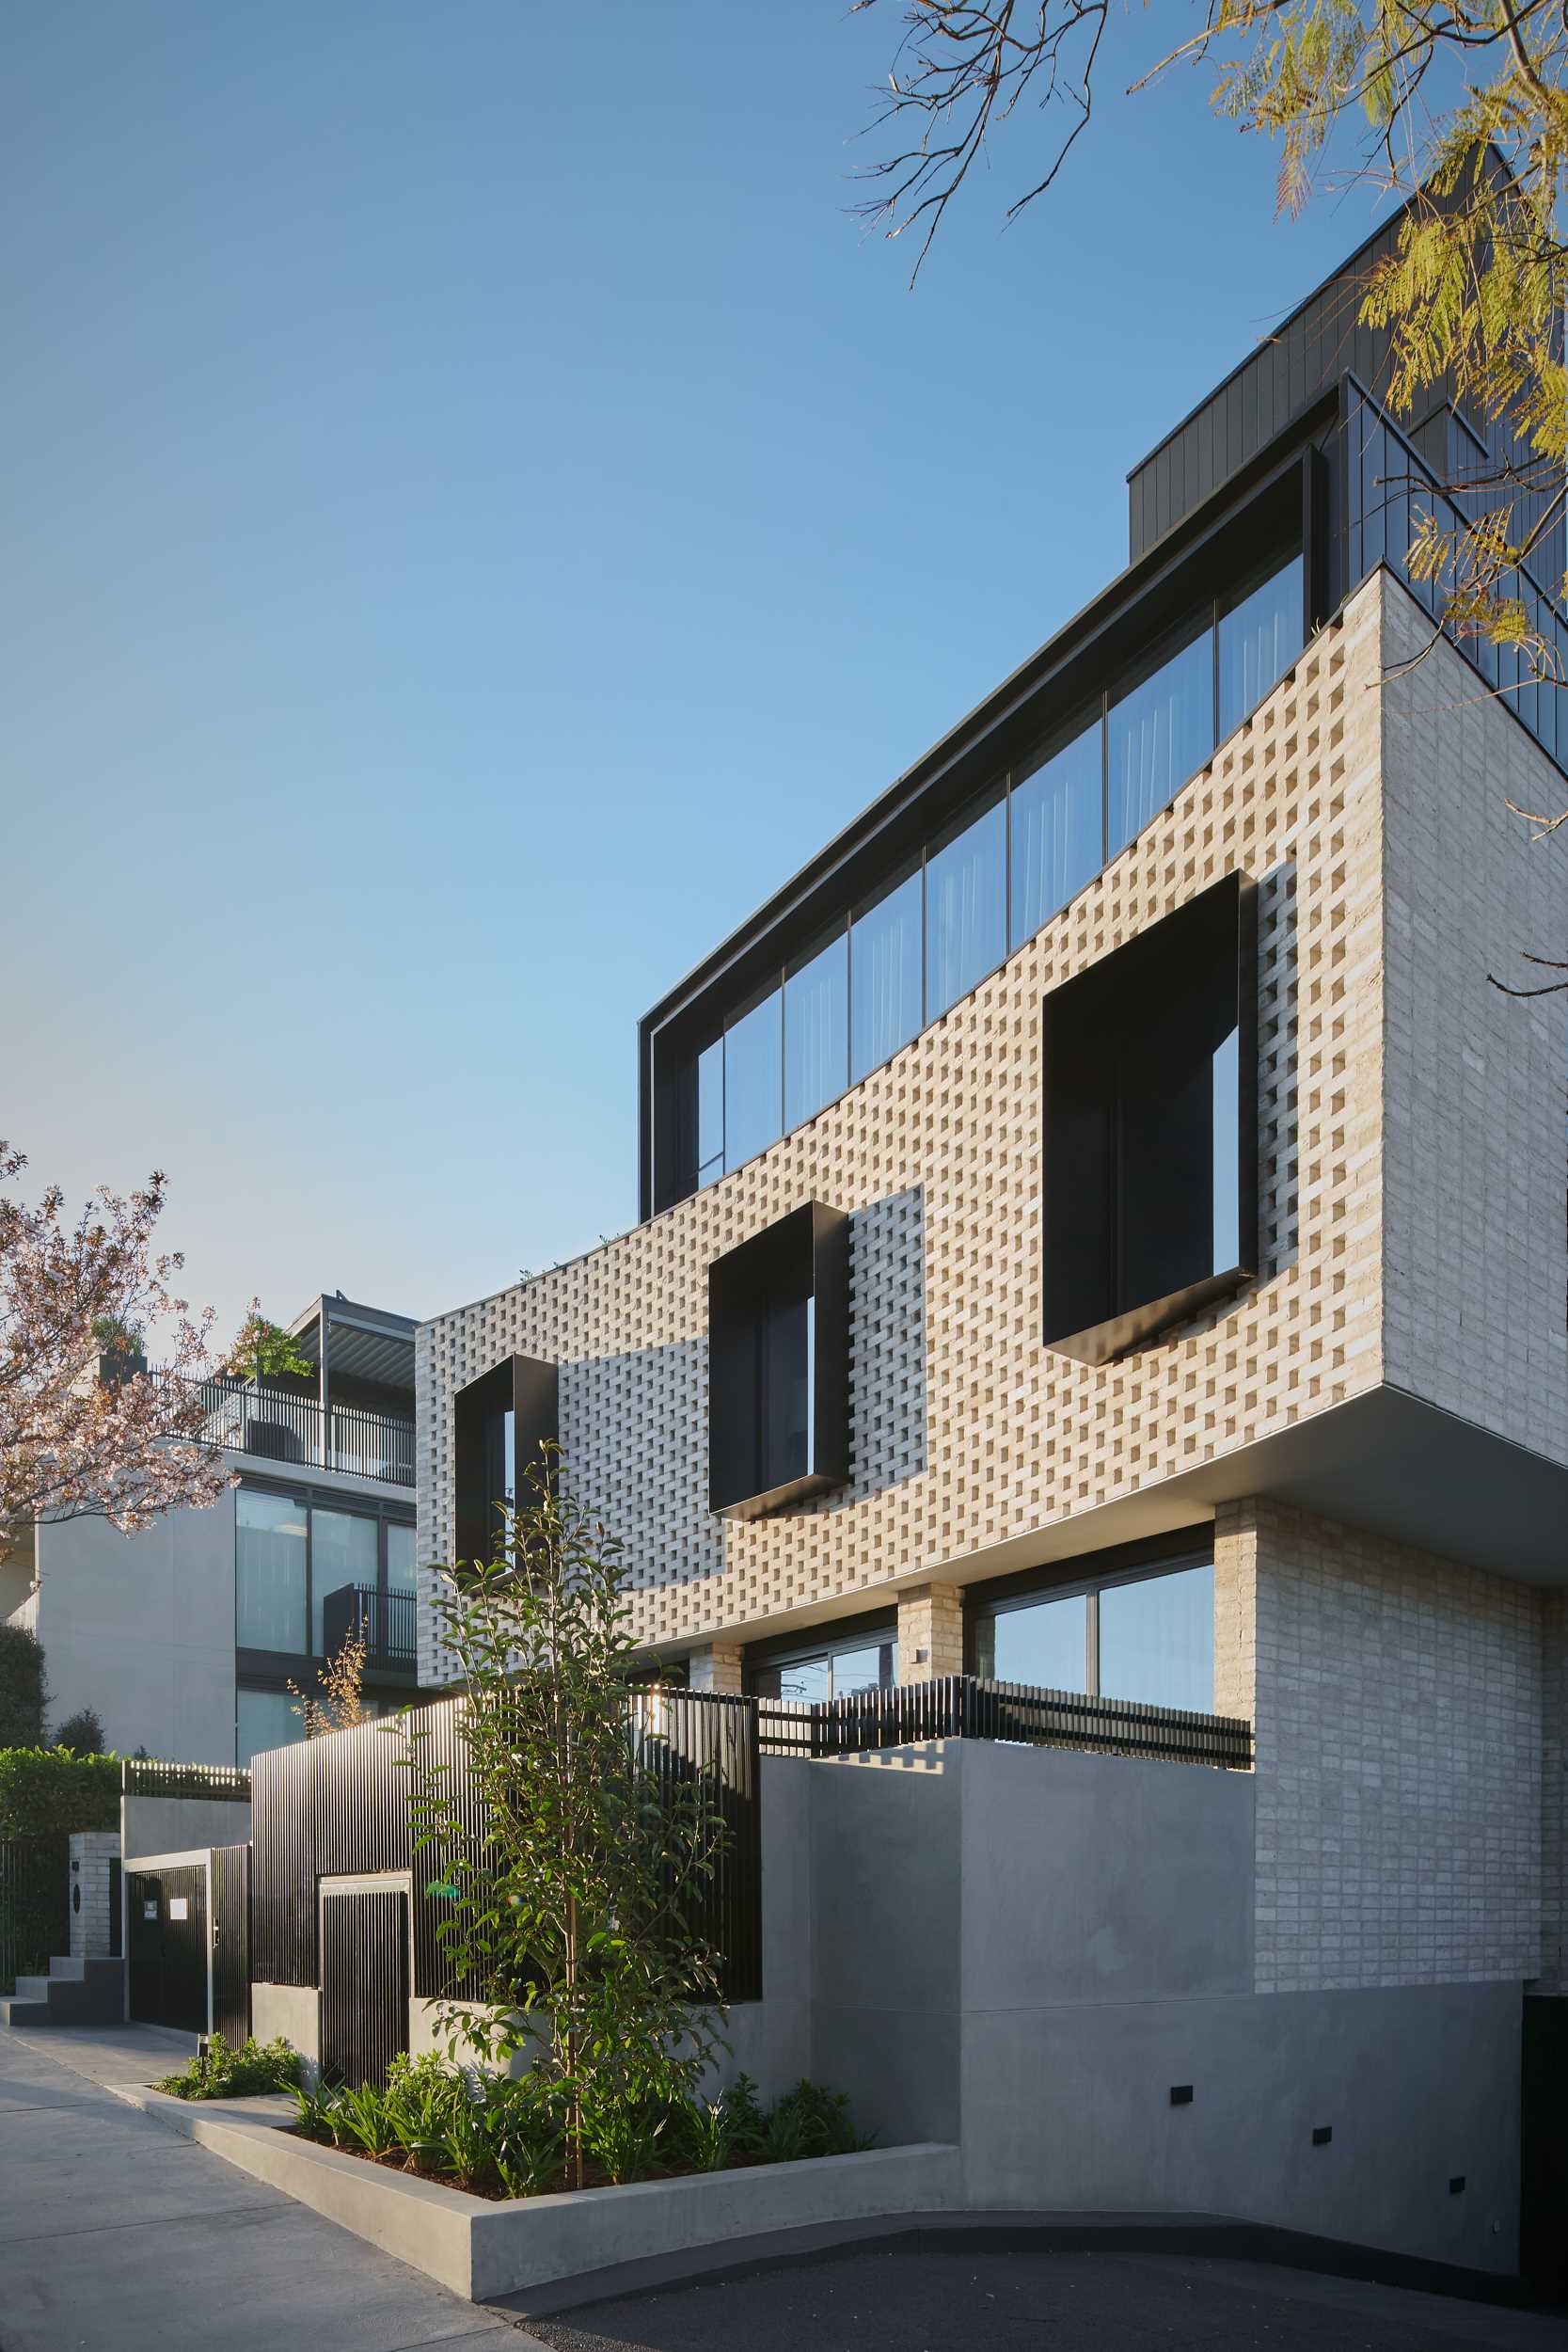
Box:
[320,1890,408,2090]
[211,1842,251,2047]
[0,1835,69,1992]
[758,1677,1252,1771]
[249,1691,764,2008]
[252,1737,317,1986]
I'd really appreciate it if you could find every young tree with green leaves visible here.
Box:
[224,1300,313,1385]
[410,1449,728,2192]
[854,2,1567,982]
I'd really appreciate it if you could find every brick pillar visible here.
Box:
[1212,1500,1259,1732]
[897,1583,965,1683]
[688,1642,744,1695]
[69,1830,121,1961]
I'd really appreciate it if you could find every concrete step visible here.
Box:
[1,1956,124,2027]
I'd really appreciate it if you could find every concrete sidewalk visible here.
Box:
[0,2026,523,2352]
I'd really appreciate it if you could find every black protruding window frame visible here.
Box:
[708,1201,849,1519]
[452,1354,559,1568]
[1040,869,1259,1364]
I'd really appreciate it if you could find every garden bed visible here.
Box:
[117,2081,961,2301]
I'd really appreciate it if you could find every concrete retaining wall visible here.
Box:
[122,2085,960,2302]
[246,1740,1523,2277]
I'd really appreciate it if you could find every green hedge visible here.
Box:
[0,1748,119,1837]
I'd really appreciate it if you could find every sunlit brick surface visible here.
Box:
[420,577,1393,1683]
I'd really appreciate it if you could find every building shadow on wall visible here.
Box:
[551,1184,927,1607]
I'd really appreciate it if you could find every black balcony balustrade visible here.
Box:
[757,1675,1252,1771]
[320,1582,417,1675]
[153,1371,416,1487]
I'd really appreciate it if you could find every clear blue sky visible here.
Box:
[4,1,1387,1343]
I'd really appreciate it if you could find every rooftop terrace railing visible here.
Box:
[1342,372,1568,773]
[758,1675,1253,1771]
[155,1371,415,1487]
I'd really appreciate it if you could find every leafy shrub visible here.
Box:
[0,1746,119,1836]
[0,1626,47,1747]
[52,1708,105,1756]
[156,2034,303,2101]
[289,2058,869,2198]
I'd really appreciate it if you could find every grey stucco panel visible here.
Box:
[809,1747,962,2148]
[958,1741,1254,2010]
[961,1979,1521,2274]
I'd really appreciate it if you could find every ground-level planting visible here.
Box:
[288,2058,870,2200]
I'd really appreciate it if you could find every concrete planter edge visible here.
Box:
[113,2083,962,2302]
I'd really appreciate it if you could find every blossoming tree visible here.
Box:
[0,1139,236,1565]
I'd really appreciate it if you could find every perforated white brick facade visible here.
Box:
[420,575,1391,1683]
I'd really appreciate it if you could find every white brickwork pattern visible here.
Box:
[420,579,1393,1683]
[1217,1500,1542,1993]
[68,1830,121,1963]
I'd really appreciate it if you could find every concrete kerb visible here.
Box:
[110,2081,963,2304]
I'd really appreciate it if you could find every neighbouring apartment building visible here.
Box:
[411,196,1568,2275]
[5,1293,424,1764]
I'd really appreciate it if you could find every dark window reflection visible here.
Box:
[760,1294,812,1490]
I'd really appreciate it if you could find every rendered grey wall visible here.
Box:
[962,1980,1520,2272]
[36,1491,239,1761]
[123,1795,251,1857]
[793,1740,1517,2272]
[809,1747,962,2148]
[721,1756,814,2101]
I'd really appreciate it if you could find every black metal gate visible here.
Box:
[210,1844,250,2047]
[127,1865,208,2032]
[0,1836,69,1993]
[320,1887,407,2089]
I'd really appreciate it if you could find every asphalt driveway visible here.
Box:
[523,2240,1568,2352]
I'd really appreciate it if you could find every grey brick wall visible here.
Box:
[1380,582,1568,1463]
[1218,1499,1542,1993]
[1540,1590,1567,1994]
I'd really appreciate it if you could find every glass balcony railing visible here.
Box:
[1343,373,1568,771]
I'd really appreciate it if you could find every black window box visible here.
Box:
[708,1201,849,1519]
[1042,869,1259,1364]
[453,1353,558,1566]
